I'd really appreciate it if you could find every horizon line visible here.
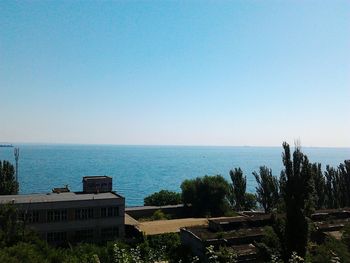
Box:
[2,141,350,149]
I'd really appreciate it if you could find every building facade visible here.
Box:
[0,176,125,244]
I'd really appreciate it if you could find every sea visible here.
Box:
[0,144,349,206]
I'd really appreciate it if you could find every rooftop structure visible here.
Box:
[83,175,112,193]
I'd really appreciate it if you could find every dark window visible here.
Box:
[101,207,119,217]
[47,209,67,222]
[27,210,39,223]
[75,208,94,220]
[101,207,106,217]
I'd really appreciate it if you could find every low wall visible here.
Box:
[125,204,188,219]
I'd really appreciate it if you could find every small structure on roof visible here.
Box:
[82,175,112,193]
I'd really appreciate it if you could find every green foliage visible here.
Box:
[256,221,288,263]
[0,204,32,247]
[181,175,231,216]
[244,192,257,210]
[253,166,279,213]
[281,142,312,258]
[229,168,246,211]
[150,210,169,220]
[341,223,350,250]
[205,245,237,263]
[325,160,350,209]
[0,160,18,195]
[311,163,326,209]
[310,237,350,263]
[143,190,182,206]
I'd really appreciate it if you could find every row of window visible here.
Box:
[19,206,120,223]
[18,210,40,223]
[47,227,119,242]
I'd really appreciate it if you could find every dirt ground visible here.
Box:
[136,217,209,235]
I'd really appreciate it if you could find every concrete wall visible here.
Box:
[125,204,187,219]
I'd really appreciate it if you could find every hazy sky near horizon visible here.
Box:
[1,1,349,147]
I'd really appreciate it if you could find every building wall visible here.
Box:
[16,197,125,244]
[180,228,206,260]
[83,177,112,193]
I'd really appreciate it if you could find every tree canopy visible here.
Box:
[253,166,279,213]
[229,168,246,211]
[144,190,182,206]
[181,175,231,217]
[0,160,18,195]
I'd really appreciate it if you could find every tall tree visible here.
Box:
[229,168,246,211]
[281,142,313,258]
[325,165,341,208]
[311,163,326,209]
[253,166,279,213]
[338,160,350,207]
[0,161,18,195]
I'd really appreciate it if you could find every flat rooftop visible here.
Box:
[83,176,111,180]
[182,225,264,240]
[0,191,122,204]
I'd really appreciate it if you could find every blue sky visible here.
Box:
[1,1,349,147]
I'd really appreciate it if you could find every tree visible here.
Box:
[144,190,182,206]
[181,175,231,216]
[281,142,313,258]
[0,161,18,195]
[253,166,279,213]
[244,193,257,210]
[338,160,350,207]
[229,168,246,211]
[325,165,341,209]
[311,163,326,209]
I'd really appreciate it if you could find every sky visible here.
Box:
[0,1,349,147]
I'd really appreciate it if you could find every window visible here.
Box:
[100,207,119,217]
[47,232,67,242]
[47,209,67,222]
[101,227,119,240]
[75,208,94,220]
[75,229,94,241]
[27,211,39,223]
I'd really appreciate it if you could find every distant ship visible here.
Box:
[0,144,13,147]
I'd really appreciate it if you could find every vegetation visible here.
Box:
[253,166,279,213]
[229,168,246,211]
[143,190,182,206]
[281,142,312,258]
[0,160,18,195]
[181,175,231,216]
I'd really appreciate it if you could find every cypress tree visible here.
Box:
[229,168,246,211]
[281,142,312,258]
[311,163,326,209]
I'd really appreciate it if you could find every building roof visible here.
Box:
[0,191,122,205]
[82,176,111,181]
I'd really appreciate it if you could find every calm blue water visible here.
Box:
[0,144,349,206]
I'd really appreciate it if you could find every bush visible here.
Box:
[310,237,350,263]
[144,190,182,206]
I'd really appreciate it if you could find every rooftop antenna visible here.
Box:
[14,147,19,184]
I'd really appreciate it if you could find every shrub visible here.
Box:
[144,190,182,206]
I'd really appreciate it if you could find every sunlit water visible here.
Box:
[0,144,349,206]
